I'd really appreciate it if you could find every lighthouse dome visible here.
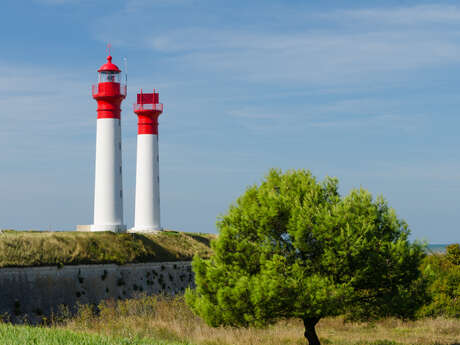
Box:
[98,56,121,73]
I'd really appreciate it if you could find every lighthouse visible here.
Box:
[129,90,164,232]
[90,55,127,232]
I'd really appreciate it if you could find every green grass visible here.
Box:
[0,230,214,267]
[0,324,191,345]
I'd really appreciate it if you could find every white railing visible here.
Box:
[134,103,164,112]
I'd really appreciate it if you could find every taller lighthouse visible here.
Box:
[91,55,127,232]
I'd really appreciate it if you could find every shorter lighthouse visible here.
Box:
[129,90,164,232]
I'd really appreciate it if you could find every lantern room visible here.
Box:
[97,56,121,83]
[98,71,121,83]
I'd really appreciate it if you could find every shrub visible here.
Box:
[419,244,460,318]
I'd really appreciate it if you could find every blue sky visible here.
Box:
[1,0,459,243]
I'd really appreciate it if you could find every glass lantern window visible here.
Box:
[98,71,120,83]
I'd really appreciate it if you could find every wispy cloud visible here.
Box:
[0,62,93,134]
[34,0,84,5]
[155,29,460,85]
[347,160,460,183]
[330,5,460,25]
[228,108,280,120]
[308,114,417,130]
[123,0,191,11]
[226,97,424,133]
[91,4,460,87]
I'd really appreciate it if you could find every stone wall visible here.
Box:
[0,261,193,323]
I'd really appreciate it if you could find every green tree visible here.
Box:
[446,244,460,266]
[419,244,460,318]
[186,169,426,345]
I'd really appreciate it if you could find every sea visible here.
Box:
[426,244,451,253]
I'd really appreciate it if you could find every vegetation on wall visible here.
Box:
[0,231,214,267]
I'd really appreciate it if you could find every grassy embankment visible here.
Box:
[0,230,214,267]
[39,295,460,345]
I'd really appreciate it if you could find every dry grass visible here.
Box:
[0,230,214,267]
[317,317,460,345]
[59,295,460,345]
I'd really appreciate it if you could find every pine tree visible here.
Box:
[186,169,426,345]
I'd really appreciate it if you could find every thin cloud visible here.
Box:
[34,0,84,4]
[351,160,460,183]
[92,4,460,86]
[309,114,408,129]
[149,29,460,85]
[331,5,460,25]
[228,108,280,120]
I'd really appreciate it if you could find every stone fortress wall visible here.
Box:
[0,261,194,323]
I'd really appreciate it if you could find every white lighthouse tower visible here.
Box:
[129,90,164,232]
[90,55,127,232]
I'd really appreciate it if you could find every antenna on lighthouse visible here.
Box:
[123,57,128,86]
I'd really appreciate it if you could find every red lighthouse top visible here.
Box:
[98,56,121,72]
[134,89,164,135]
[92,55,126,119]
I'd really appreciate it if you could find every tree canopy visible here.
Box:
[186,169,426,345]
[419,244,460,318]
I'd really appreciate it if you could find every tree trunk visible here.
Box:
[303,317,321,345]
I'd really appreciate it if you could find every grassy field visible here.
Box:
[48,295,458,345]
[0,230,214,267]
[0,323,190,345]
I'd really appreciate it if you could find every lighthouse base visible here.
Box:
[90,224,127,233]
[128,225,163,233]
